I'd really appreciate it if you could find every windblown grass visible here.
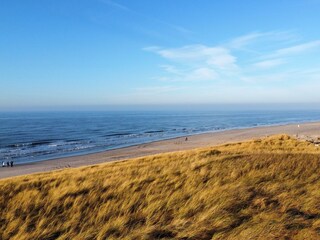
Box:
[1,135,320,239]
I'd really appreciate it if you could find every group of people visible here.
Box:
[2,161,14,167]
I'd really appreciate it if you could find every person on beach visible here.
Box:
[185,137,188,141]
[6,161,10,167]
[10,161,13,167]
[2,161,5,167]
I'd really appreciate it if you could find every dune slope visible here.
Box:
[1,135,320,240]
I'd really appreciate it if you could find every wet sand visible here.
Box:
[1,121,320,180]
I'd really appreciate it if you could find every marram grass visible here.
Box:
[1,135,320,239]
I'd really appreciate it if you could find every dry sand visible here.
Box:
[1,121,320,180]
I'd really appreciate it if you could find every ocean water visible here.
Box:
[1,110,320,164]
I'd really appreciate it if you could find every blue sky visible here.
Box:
[1,0,320,110]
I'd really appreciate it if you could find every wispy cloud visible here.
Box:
[146,45,237,70]
[228,32,268,49]
[145,44,237,81]
[270,40,320,57]
[99,0,133,13]
[227,31,298,49]
[98,0,192,37]
[145,31,320,86]
[253,59,286,69]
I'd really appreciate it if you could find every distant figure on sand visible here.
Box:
[2,161,5,167]
[185,137,188,141]
[6,161,10,167]
[10,161,13,167]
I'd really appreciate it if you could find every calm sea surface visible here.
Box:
[1,110,320,164]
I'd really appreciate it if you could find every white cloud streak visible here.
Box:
[145,44,238,82]
[143,31,320,101]
[147,45,237,70]
[99,0,133,12]
[253,59,286,69]
[271,40,320,57]
[227,31,298,49]
[99,0,192,36]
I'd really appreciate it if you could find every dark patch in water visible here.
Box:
[65,139,83,142]
[30,140,52,147]
[145,130,164,134]
[104,133,132,137]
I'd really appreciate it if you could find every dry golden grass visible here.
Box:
[1,135,320,239]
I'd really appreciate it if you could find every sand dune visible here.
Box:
[1,135,320,239]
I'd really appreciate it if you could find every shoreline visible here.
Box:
[9,119,320,165]
[1,121,320,180]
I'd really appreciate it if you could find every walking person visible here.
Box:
[6,161,10,167]
[10,161,13,167]
[2,161,5,167]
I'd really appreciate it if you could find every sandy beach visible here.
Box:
[1,121,320,180]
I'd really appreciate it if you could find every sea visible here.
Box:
[1,110,320,164]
